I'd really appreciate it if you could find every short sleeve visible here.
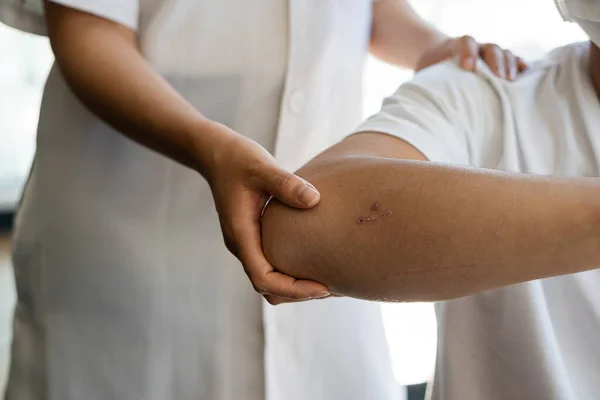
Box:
[354,60,505,166]
[0,0,139,36]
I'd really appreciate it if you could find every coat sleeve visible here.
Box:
[0,0,139,36]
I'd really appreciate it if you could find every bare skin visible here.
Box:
[372,0,527,78]
[43,0,526,304]
[262,45,600,302]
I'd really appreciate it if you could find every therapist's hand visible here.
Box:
[44,1,325,306]
[417,35,528,81]
[204,124,330,305]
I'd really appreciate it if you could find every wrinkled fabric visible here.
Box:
[1,1,398,399]
[356,43,600,400]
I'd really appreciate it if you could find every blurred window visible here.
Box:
[0,24,52,211]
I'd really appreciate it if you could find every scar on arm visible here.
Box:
[357,202,393,224]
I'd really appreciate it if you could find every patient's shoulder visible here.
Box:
[544,41,588,65]
[412,59,490,87]
[399,43,583,110]
[397,58,513,114]
[393,59,505,120]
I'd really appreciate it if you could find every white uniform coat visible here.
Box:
[0,1,398,399]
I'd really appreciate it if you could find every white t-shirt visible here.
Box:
[356,42,600,400]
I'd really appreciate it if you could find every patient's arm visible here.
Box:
[261,133,600,302]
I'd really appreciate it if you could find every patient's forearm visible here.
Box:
[262,156,600,302]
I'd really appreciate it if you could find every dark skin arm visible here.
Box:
[262,133,600,302]
[43,1,328,304]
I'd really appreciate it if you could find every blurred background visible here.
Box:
[0,0,586,397]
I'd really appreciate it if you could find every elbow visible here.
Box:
[368,36,397,67]
[369,37,385,62]
[261,161,348,288]
[261,158,489,303]
[261,170,358,296]
[261,199,324,283]
[261,199,487,303]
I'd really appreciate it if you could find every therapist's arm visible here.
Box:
[43,2,329,303]
[262,133,600,302]
[370,0,527,78]
[370,0,445,69]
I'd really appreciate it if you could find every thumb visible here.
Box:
[261,167,321,209]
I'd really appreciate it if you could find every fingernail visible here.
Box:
[299,177,317,190]
[311,291,330,299]
[498,70,506,79]
[510,68,517,81]
[298,185,320,206]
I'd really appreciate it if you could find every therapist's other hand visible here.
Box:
[205,124,330,305]
[416,35,528,81]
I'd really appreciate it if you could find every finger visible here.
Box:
[504,50,518,81]
[258,164,320,209]
[255,271,330,301]
[264,293,332,306]
[235,212,329,300]
[457,35,478,71]
[264,295,305,306]
[517,57,529,72]
[481,44,505,79]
